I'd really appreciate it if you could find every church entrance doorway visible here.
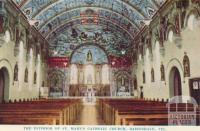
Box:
[0,67,9,103]
[169,67,182,97]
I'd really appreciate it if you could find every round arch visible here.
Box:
[166,58,184,98]
[70,43,110,64]
[169,66,182,97]
[184,8,200,30]
[0,59,13,102]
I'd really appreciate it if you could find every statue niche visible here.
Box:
[160,63,165,81]
[13,63,18,81]
[151,68,155,82]
[143,71,146,84]
[183,52,190,77]
[24,67,28,83]
[86,50,93,62]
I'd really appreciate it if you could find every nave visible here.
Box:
[1,0,200,127]
[0,97,199,125]
[73,103,104,125]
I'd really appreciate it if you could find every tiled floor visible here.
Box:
[73,103,104,125]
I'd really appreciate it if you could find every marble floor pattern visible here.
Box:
[73,103,104,125]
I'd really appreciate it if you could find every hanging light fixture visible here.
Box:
[121,50,126,55]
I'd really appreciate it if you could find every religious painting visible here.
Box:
[71,45,108,65]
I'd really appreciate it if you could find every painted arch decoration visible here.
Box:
[12,0,166,65]
[71,44,108,65]
[48,24,132,57]
[13,0,166,37]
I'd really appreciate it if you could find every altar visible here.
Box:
[69,48,110,96]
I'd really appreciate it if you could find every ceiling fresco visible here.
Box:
[12,0,166,65]
[71,44,108,65]
[48,24,132,57]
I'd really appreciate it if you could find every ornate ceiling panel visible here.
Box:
[12,0,166,59]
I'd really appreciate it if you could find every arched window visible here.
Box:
[183,52,190,77]
[36,54,41,89]
[24,67,28,83]
[4,30,11,43]
[79,71,84,84]
[13,63,18,81]
[146,48,149,60]
[34,71,37,84]
[168,30,174,43]
[96,71,100,84]
[70,64,78,84]
[102,64,109,84]
[151,68,155,82]
[187,14,196,30]
[29,48,33,87]
[19,41,24,62]
[143,71,145,84]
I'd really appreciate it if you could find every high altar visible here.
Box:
[69,50,110,96]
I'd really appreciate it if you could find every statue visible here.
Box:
[183,52,190,77]
[143,71,145,83]
[0,15,4,33]
[140,86,144,99]
[175,14,181,35]
[159,17,168,44]
[87,50,92,62]
[34,71,37,84]
[24,68,28,82]
[160,63,165,81]
[151,68,155,82]
[14,63,18,81]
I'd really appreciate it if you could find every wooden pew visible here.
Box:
[0,98,81,125]
[98,98,199,125]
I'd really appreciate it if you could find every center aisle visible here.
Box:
[73,102,104,125]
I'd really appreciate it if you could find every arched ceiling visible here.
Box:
[13,0,166,58]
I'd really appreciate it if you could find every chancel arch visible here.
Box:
[69,44,110,96]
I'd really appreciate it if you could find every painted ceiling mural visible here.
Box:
[13,0,166,67]
[71,45,108,64]
[48,24,132,57]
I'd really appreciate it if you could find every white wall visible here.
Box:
[0,31,46,102]
[134,16,200,100]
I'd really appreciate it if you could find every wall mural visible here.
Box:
[12,0,166,69]
[71,44,108,64]
[13,0,166,32]
[49,24,132,57]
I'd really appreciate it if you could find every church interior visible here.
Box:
[0,0,200,126]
